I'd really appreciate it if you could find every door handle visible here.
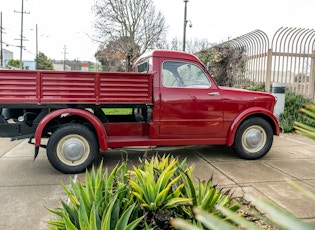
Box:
[208,92,220,96]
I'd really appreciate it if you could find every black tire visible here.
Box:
[233,117,273,160]
[47,124,99,174]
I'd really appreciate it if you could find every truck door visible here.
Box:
[159,60,223,136]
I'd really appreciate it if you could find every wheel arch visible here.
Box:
[35,108,108,151]
[226,108,280,147]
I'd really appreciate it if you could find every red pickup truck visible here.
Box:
[0,50,280,173]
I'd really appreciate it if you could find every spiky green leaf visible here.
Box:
[194,207,238,230]
[251,196,315,230]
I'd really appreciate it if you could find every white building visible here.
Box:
[1,48,13,67]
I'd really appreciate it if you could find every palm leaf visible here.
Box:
[251,196,315,230]
[170,218,203,230]
[215,205,260,229]
[288,180,315,203]
[194,207,238,230]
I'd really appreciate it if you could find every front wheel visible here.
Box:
[233,117,273,160]
[47,124,99,173]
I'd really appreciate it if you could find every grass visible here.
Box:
[103,108,132,115]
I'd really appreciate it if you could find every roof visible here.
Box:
[136,49,203,65]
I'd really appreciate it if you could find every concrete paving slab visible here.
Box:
[0,138,24,157]
[190,162,236,186]
[2,139,46,158]
[286,145,315,158]
[306,180,315,187]
[194,145,242,161]
[263,146,302,159]
[264,159,315,180]
[0,185,66,230]
[282,133,315,146]
[245,181,315,220]
[271,134,301,147]
[211,160,295,184]
[0,157,72,186]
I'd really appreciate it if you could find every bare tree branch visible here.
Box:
[93,0,167,71]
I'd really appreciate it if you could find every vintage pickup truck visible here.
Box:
[0,50,280,173]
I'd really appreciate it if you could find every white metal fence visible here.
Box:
[219,27,315,99]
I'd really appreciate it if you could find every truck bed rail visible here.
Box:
[0,70,153,105]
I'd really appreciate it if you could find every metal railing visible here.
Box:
[218,27,315,99]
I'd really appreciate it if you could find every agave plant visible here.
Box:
[48,162,143,230]
[128,155,192,228]
[294,103,315,140]
[129,155,239,229]
[129,155,191,211]
[48,154,241,229]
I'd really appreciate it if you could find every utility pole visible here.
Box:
[62,45,69,70]
[35,24,38,69]
[183,0,188,52]
[14,0,30,69]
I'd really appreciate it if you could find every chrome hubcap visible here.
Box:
[57,134,90,166]
[245,129,263,148]
[62,139,85,161]
[242,125,266,153]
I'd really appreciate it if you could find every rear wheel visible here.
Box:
[233,117,273,160]
[47,124,99,173]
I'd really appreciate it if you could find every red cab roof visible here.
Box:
[136,49,203,65]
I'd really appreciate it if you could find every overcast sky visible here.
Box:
[1,0,314,62]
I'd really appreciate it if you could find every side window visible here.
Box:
[137,61,149,73]
[162,61,211,88]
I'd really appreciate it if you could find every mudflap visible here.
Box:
[28,137,46,161]
[34,146,39,161]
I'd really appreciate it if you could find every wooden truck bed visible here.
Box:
[0,70,153,105]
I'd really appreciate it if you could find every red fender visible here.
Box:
[226,107,280,147]
[35,108,108,151]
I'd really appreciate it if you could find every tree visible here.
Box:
[6,59,22,69]
[36,52,54,70]
[197,44,245,86]
[95,38,135,72]
[185,38,211,54]
[161,37,211,54]
[93,0,167,71]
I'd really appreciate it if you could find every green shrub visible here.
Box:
[48,155,239,230]
[279,90,312,132]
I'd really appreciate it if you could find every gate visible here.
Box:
[219,27,315,99]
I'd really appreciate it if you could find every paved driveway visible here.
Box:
[0,134,314,229]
